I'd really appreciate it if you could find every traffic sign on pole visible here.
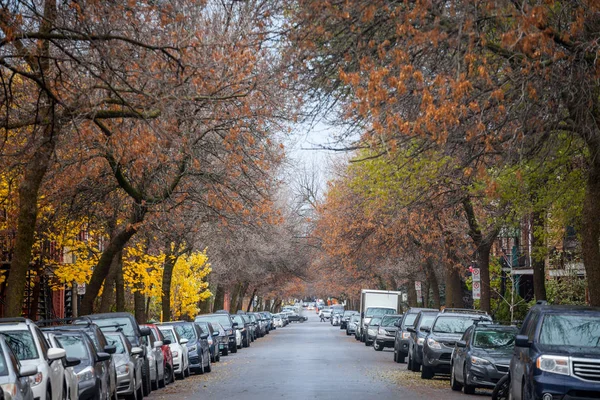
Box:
[472,268,481,282]
[472,281,481,299]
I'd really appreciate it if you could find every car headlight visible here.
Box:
[76,367,95,383]
[378,327,386,335]
[402,332,411,339]
[1,383,18,398]
[172,351,179,357]
[208,337,213,345]
[116,364,130,375]
[189,345,197,352]
[471,356,491,366]
[368,329,376,335]
[537,355,570,376]
[427,338,441,349]
[417,338,425,346]
[29,371,43,386]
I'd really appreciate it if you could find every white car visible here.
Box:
[158,326,189,380]
[144,328,165,389]
[0,318,66,400]
[234,328,242,349]
[44,332,80,400]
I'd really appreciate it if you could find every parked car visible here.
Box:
[42,332,81,400]
[193,321,221,363]
[82,313,152,397]
[394,307,438,364]
[157,326,189,380]
[365,316,383,347]
[374,314,403,351]
[143,324,173,386]
[40,319,117,400]
[104,332,143,400]
[319,307,333,320]
[44,330,110,400]
[331,311,343,326]
[272,314,283,328]
[231,315,250,348]
[340,311,358,330]
[0,318,66,400]
[142,327,165,390]
[347,314,360,336]
[244,314,258,340]
[0,334,37,400]
[406,310,439,371]
[194,314,236,354]
[163,322,210,375]
[451,323,517,394]
[509,304,600,400]
[421,312,491,379]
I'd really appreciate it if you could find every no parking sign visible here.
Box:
[472,281,481,300]
[472,268,480,282]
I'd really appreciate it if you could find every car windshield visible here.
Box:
[381,316,401,327]
[432,317,483,334]
[419,314,437,329]
[366,308,395,317]
[4,330,39,360]
[159,329,176,343]
[350,315,360,322]
[104,334,127,354]
[0,349,8,376]
[232,315,245,325]
[404,313,419,327]
[173,324,197,341]
[93,318,135,338]
[473,330,516,349]
[369,317,382,326]
[539,314,600,347]
[55,335,90,360]
[196,315,231,329]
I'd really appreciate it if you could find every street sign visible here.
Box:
[77,283,86,295]
[472,268,481,282]
[415,281,422,290]
[472,281,481,299]
[402,293,408,302]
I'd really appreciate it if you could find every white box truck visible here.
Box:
[358,289,402,342]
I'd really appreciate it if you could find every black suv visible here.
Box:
[393,307,438,364]
[406,310,439,371]
[82,312,152,396]
[421,310,491,379]
[195,313,237,354]
[451,323,517,394]
[509,304,600,400]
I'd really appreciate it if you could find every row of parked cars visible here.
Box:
[333,303,600,400]
[0,309,286,400]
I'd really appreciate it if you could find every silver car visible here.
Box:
[0,335,37,400]
[143,329,165,389]
[104,332,143,400]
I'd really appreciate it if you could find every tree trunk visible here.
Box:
[422,278,430,307]
[161,246,179,322]
[115,251,125,312]
[80,207,145,315]
[582,153,600,306]
[235,282,248,312]
[229,283,241,314]
[198,298,212,314]
[99,252,120,313]
[246,288,257,312]
[213,284,225,311]
[407,278,417,307]
[445,265,465,308]
[4,0,57,318]
[425,259,441,309]
[531,211,547,301]
[134,291,145,324]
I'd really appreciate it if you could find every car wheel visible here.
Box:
[222,346,229,356]
[393,349,398,362]
[374,342,383,351]
[398,353,406,363]
[521,378,532,400]
[407,351,414,370]
[185,362,191,377]
[451,365,463,391]
[164,364,172,385]
[216,351,220,363]
[492,374,510,400]
[142,359,151,396]
[346,330,350,336]
[231,344,238,353]
[463,366,476,394]
[421,365,434,379]
[159,367,166,389]
[62,382,67,400]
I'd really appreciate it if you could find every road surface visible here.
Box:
[151,314,483,400]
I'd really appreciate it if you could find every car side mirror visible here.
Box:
[180,338,189,345]
[131,347,143,356]
[154,341,163,348]
[140,326,151,336]
[515,334,531,348]
[393,321,400,327]
[47,348,66,361]
[406,326,415,333]
[163,339,171,345]
[104,345,117,354]
[200,333,209,340]
[456,340,467,348]
[421,327,431,333]
[212,332,219,337]
[96,352,111,362]
[66,357,81,368]
[19,365,38,377]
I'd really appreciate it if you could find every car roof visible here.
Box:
[407,308,438,313]
[534,304,600,313]
[436,313,492,318]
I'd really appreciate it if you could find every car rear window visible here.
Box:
[432,316,485,334]
[56,335,90,360]
[92,317,135,338]
[539,314,600,347]
[104,334,127,354]
[473,329,516,349]
[4,330,39,360]
[196,315,231,328]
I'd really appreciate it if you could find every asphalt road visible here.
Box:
[153,313,476,400]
